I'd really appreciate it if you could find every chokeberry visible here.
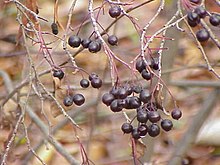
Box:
[80,79,90,88]
[209,14,220,26]
[118,87,127,99]
[141,69,152,80]
[171,108,182,120]
[148,111,161,123]
[110,86,119,97]
[73,94,85,106]
[89,73,99,81]
[53,69,64,79]
[150,59,159,70]
[132,128,141,139]
[139,90,151,103]
[137,110,148,123]
[68,35,81,48]
[196,29,209,42]
[136,59,146,73]
[102,93,115,106]
[91,78,102,88]
[63,95,74,107]
[127,96,141,109]
[194,7,207,18]
[121,123,133,134]
[51,22,58,35]
[148,124,160,137]
[138,124,148,136]
[81,38,91,48]
[187,11,200,27]
[109,6,121,18]
[110,99,123,112]
[161,119,173,131]
[108,35,118,46]
[88,41,101,53]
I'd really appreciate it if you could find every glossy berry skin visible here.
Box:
[108,35,118,46]
[171,108,182,120]
[117,87,127,99]
[161,119,173,131]
[136,59,146,73]
[63,96,74,107]
[148,124,160,137]
[196,29,210,42]
[138,124,148,136]
[110,99,123,112]
[91,78,102,88]
[151,59,159,70]
[102,93,115,106]
[73,94,85,106]
[209,14,220,26]
[53,70,64,79]
[88,41,101,53]
[139,90,151,103]
[148,111,161,123]
[190,0,201,4]
[68,35,81,48]
[132,128,141,139]
[137,110,148,123]
[194,7,207,18]
[51,23,58,35]
[109,6,121,18]
[187,12,200,27]
[80,79,90,88]
[121,123,133,134]
[81,38,91,48]
[141,69,152,80]
[126,96,141,109]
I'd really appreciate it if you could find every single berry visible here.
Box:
[171,108,182,120]
[194,7,207,18]
[196,29,210,42]
[148,111,161,123]
[187,11,200,27]
[91,78,102,88]
[150,59,159,70]
[136,59,146,73]
[110,86,119,97]
[80,79,90,88]
[137,110,148,123]
[209,14,220,26]
[89,73,99,81]
[121,123,133,134]
[68,35,81,48]
[73,94,85,106]
[138,124,148,136]
[161,119,173,131]
[110,99,123,112]
[127,96,141,109]
[124,85,133,96]
[148,124,160,137]
[118,87,127,99]
[63,95,73,107]
[53,70,64,79]
[51,22,58,35]
[108,35,118,46]
[102,93,115,106]
[109,6,121,18]
[141,69,152,80]
[189,0,201,4]
[139,90,151,103]
[81,38,91,48]
[88,41,101,53]
[132,128,141,139]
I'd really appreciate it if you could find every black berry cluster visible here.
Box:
[63,93,85,107]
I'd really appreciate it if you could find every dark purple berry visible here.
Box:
[187,11,200,27]
[89,73,99,81]
[109,6,121,18]
[91,78,102,88]
[138,124,148,136]
[68,35,81,48]
[127,96,141,109]
[110,86,119,97]
[148,124,160,137]
[53,70,64,79]
[63,95,73,107]
[209,14,220,26]
[151,59,159,70]
[51,23,58,35]
[73,94,85,106]
[196,29,209,42]
[141,69,152,80]
[171,108,182,120]
[148,111,161,123]
[108,35,118,46]
[81,38,91,48]
[132,128,141,139]
[102,93,115,106]
[80,79,90,88]
[110,99,123,112]
[137,110,148,123]
[139,90,151,103]
[125,85,133,96]
[121,123,133,134]
[194,7,207,18]
[88,41,101,53]
[136,59,146,73]
[161,119,173,131]
[118,87,127,99]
